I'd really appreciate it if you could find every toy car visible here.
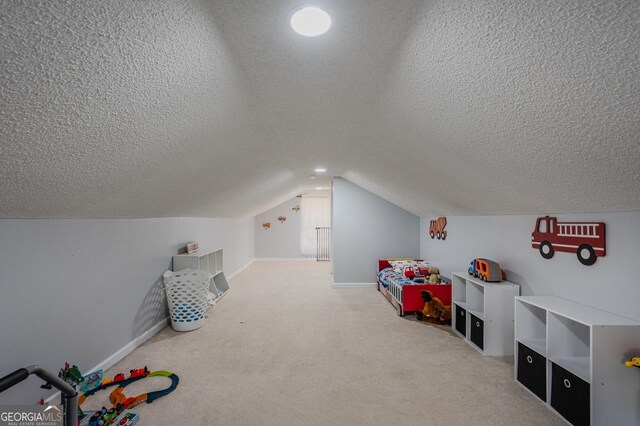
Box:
[468,258,505,282]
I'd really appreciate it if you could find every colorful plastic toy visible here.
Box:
[79,370,103,393]
[80,408,139,426]
[109,370,179,410]
[115,410,139,426]
[74,365,178,424]
[59,363,84,387]
[468,258,505,282]
[625,357,640,368]
[531,216,606,265]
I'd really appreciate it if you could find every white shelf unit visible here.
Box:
[515,296,640,426]
[451,272,520,356]
[173,248,229,298]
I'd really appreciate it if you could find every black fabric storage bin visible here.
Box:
[550,362,590,426]
[470,313,484,350]
[455,304,466,337]
[517,342,546,401]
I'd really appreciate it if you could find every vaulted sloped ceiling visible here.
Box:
[1,0,638,218]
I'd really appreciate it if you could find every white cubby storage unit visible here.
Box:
[451,272,520,356]
[172,248,229,301]
[515,296,640,426]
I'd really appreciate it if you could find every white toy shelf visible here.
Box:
[514,296,640,425]
[173,248,229,300]
[451,272,520,356]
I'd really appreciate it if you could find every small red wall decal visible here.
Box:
[262,222,271,230]
[429,217,447,240]
[532,216,605,265]
[278,216,286,223]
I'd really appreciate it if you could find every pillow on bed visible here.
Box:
[389,259,429,273]
[389,259,414,268]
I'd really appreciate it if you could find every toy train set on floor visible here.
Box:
[61,363,179,425]
[0,362,178,425]
[60,363,179,425]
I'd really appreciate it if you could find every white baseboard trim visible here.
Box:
[254,257,316,262]
[45,316,169,403]
[226,258,255,281]
[332,282,377,288]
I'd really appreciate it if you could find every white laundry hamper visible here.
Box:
[163,268,210,331]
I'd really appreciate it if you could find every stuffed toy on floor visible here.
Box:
[415,290,451,324]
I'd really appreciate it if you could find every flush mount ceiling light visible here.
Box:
[314,167,327,173]
[290,7,331,37]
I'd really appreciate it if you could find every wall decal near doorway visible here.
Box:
[292,205,300,212]
[278,216,286,223]
[531,216,606,265]
[262,222,271,230]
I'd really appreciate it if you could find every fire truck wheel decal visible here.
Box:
[539,241,554,259]
[441,232,446,241]
[430,232,434,239]
[436,231,441,239]
[577,244,597,266]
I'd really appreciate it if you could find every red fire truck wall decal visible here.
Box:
[278,216,286,223]
[531,216,605,266]
[262,222,271,230]
[429,217,447,240]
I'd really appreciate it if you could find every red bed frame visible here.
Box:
[377,259,452,317]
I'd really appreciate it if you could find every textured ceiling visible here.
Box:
[1,0,639,218]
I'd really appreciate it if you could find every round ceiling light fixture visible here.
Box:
[290,7,332,37]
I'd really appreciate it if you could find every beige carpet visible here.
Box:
[85,261,562,425]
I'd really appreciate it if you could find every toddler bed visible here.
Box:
[377,259,451,317]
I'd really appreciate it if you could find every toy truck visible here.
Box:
[531,216,606,265]
[468,258,505,282]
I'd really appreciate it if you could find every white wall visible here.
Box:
[332,177,420,284]
[254,198,305,259]
[0,217,254,404]
[420,212,640,321]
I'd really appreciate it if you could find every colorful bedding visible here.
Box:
[377,267,418,288]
